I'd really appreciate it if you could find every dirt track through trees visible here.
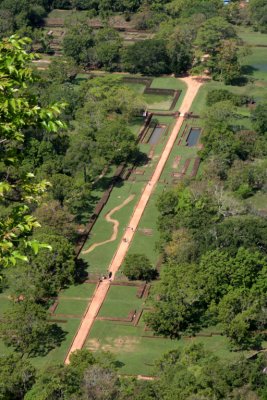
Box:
[65,76,204,364]
[82,195,135,255]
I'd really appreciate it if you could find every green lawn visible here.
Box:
[86,320,251,376]
[54,299,89,316]
[128,116,145,136]
[190,29,267,115]
[144,93,173,111]
[242,47,267,81]
[31,318,81,368]
[150,77,185,90]
[237,26,267,46]
[76,74,186,113]
[126,184,162,265]
[59,283,96,299]
[81,181,146,276]
[123,82,146,94]
[98,286,144,318]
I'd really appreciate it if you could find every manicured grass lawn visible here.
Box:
[144,93,174,111]
[128,116,145,135]
[54,299,88,316]
[123,82,146,94]
[150,77,187,110]
[126,184,162,265]
[151,77,186,91]
[237,26,267,46]
[86,320,251,376]
[81,181,146,276]
[31,318,81,368]
[59,283,96,299]
[242,47,267,81]
[75,74,187,113]
[98,286,143,318]
[190,79,267,115]
[159,119,202,184]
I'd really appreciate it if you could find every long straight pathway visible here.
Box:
[65,76,204,364]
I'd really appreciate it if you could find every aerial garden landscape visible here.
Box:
[0,0,267,399]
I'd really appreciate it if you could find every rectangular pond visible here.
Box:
[186,128,201,147]
[148,126,165,145]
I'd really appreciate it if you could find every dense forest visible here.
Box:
[0,0,267,399]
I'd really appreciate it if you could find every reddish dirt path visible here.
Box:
[65,76,204,364]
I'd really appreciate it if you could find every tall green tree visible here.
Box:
[0,300,64,356]
[0,36,65,268]
[122,39,169,75]
[249,0,267,32]
[63,23,95,65]
[94,27,122,71]
[123,253,156,281]
[8,232,76,301]
[0,354,36,400]
[251,101,267,135]
[195,17,237,55]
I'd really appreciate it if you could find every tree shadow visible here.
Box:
[229,65,259,87]
[93,175,114,192]
[230,75,250,87]
[113,360,125,369]
[147,269,159,282]
[134,150,150,167]
[74,193,101,224]
[74,259,89,283]
[30,324,67,358]
[241,65,258,76]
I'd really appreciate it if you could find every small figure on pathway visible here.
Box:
[109,272,112,279]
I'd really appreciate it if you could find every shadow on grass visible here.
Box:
[113,360,125,369]
[28,324,67,358]
[230,75,250,86]
[74,193,102,224]
[74,259,89,283]
[93,175,114,192]
[134,150,150,167]
[228,65,259,87]
[241,65,259,75]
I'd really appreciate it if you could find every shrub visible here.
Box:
[123,254,157,281]
[206,89,251,107]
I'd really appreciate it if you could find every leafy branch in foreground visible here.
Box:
[0,35,66,268]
